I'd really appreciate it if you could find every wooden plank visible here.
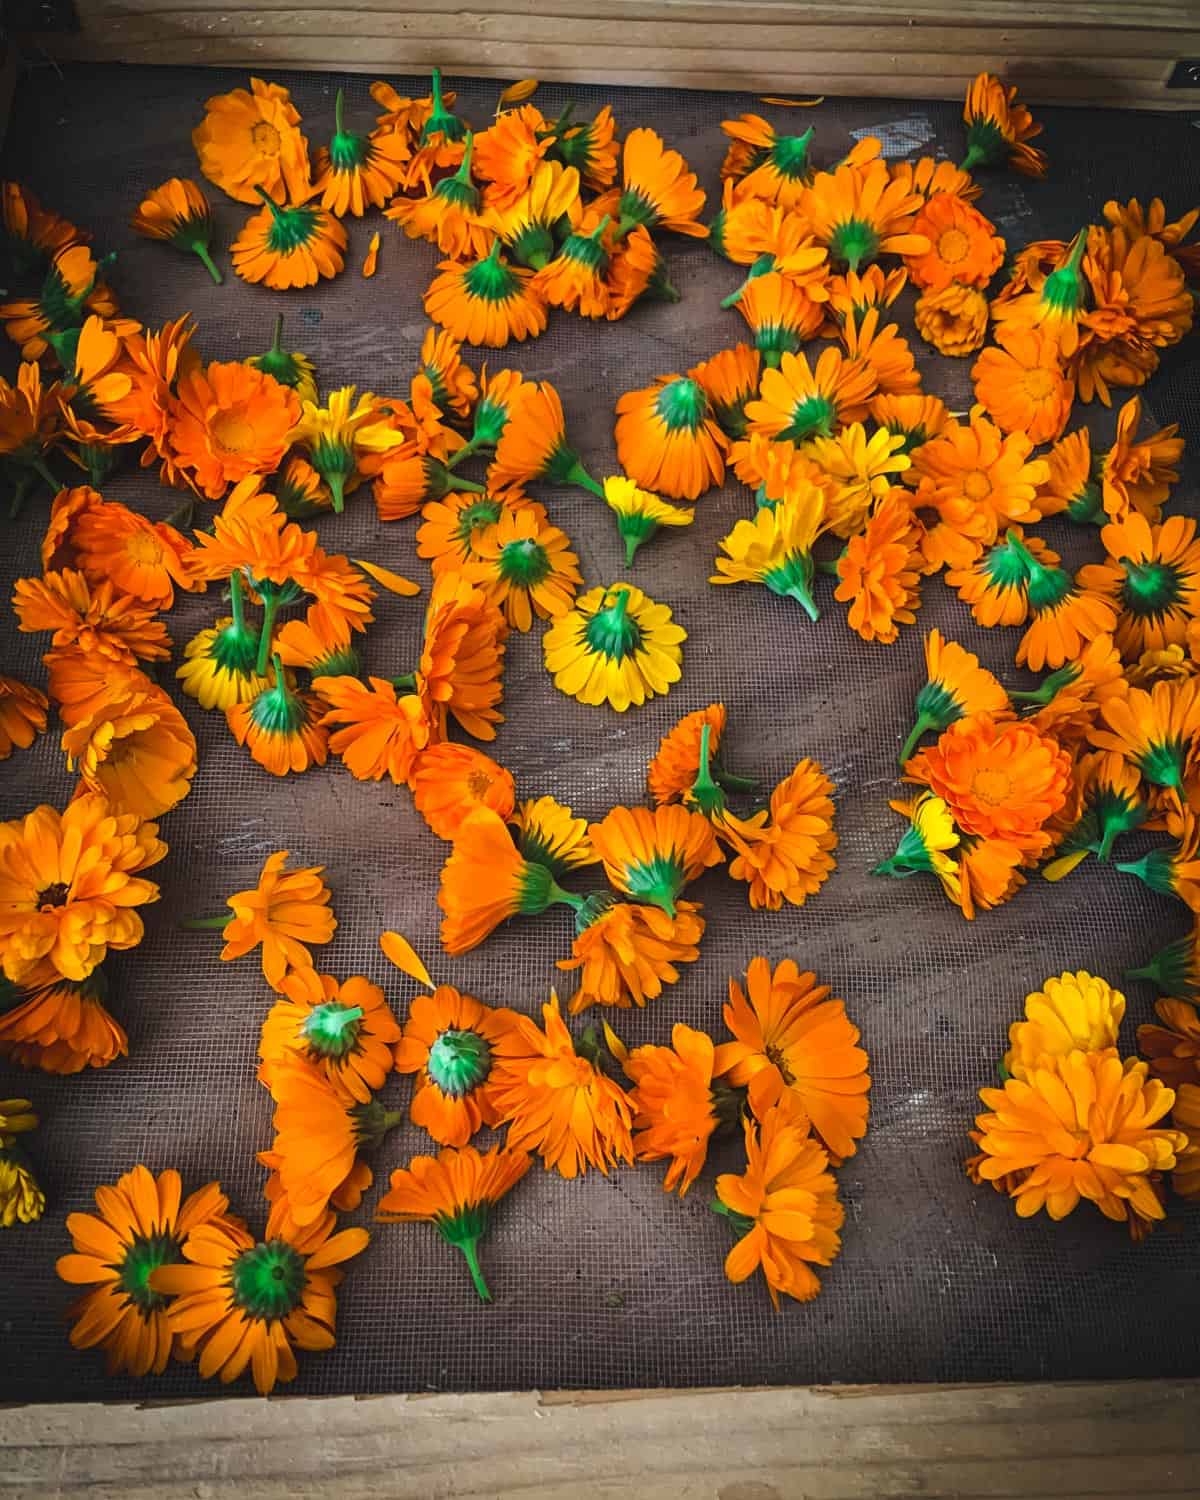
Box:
[8,1381,1200,1500]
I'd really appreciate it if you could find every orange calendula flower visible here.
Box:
[1138,998,1200,1089]
[193,75,312,205]
[834,492,923,643]
[715,956,870,1161]
[615,127,706,238]
[898,628,1012,765]
[376,1144,531,1302]
[166,360,300,501]
[131,177,223,284]
[745,345,876,444]
[906,192,1004,291]
[0,674,47,760]
[837,306,920,401]
[1003,971,1126,1082]
[411,742,516,840]
[1,180,84,280]
[991,231,1089,357]
[870,392,951,453]
[530,214,613,319]
[490,991,634,1178]
[374,451,480,521]
[589,804,723,916]
[56,1166,230,1377]
[968,1053,1183,1233]
[1091,678,1200,798]
[559,896,705,1014]
[943,527,1058,626]
[619,1022,733,1196]
[719,113,812,195]
[913,281,989,356]
[707,756,838,911]
[62,682,197,819]
[733,270,824,368]
[486,158,582,270]
[908,713,1072,858]
[647,703,738,806]
[259,971,401,1102]
[543,583,686,712]
[416,492,509,575]
[231,189,347,289]
[0,795,166,985]
[393,984,524,1146]
[1000,529,1119,672]
[960,72,1047,177]
[474,102,551,208]
[0,361,60,491]
[972,326,1074,446]
[108,314,194,461]
[151,1197,368,1396]
[1,244,127,365]
[470,504,582,631]
[614,373,728,502]
[487,377,593,493]
[1035,427,1101,523]
[387,133,493,258]
[227,657,330,778]
[1025,635,1129,746]
[810,423,910,537]
[799,156,928,271]
[12,567,172,665]
[196,849,335,997]
[48,487,197,610]
[546,104,618,191]
[418,324,478,419]
[416,570,508,742]
[289,384,409,514]
[714,1103,844,1307]
[510,795,597,877]
[1078,513,1200,659]
[0,970,128,1075]
[314,674,431,785]
[438,808,581,955]
[313,89,409,216]
[424,242,548,348]
[1098,394,1183,523]
[689,344,761,440]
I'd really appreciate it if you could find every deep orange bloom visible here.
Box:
[12,568,171,666]
[913,281,989,357]
[192,76,312,205]
[470,503,582,631]
[648,703,729,805]
[589,804,723,916]
[259,971,400,1103]
[614,374,728,501]
[834,492,923,644]
[616,127,706,237]
[745,346,876,444]
[800,157,928,271]
[423,243,547,348]
[46,486,198,609]
[410,742,516,839]
[0,674,47,760]
[166,360,300,501]
[437,808,576,955]
[214,850,335,997]
[0,971,127,1074]
[961,73,1047,177]
[1138,998,1200,1089]
[1078,512,1200,659]
[622,1022,728,1196]
[972,327,1074,445]
[559,897,705,1014]
[108,315,194,461]
[227,668,329,778]
[61,682,197,819]
[1099,394,1183,523]
[943,527,1057,626]
[713,760,838,911]
[906,192,1004,290]
[232,192,347,290]
[417,570,508,742]
[314,674,431,785]
[313,89,410,216]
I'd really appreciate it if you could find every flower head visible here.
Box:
[622,1023,731,1196]
[1079,513,1200,660]
[559,896,704,1014]
[49,486,198,610]
[972,327,1073,446]
[313,88,410,216]
[589,804,722,916]
[0,970,127,1074]
[906,192,1004,290]
[800,157,928,271]
[424,242,547,347]
[732,269,824,366]
[13,568,171,665]
[314,674,431,785]
[511,795,597,878]
[387,133,493,258]
[1092,679,1200,796]
[1003,971,1126,1082]
[899,629,1012,764]
[166,359,300,500]
[489,378,591,492]
[131,177,222,283]
[1138,997,1200,1089]
[0,674,47,761]
[411,743,516,840]
[1099,395,1183,523]
[547,104,618,190]
[227,658,329,777]
[62,682,197,819]
[614,374,728,501]
[689,344,762,439]
[471,504,582,630]
[259,972,401,1102]
[417,570,508,741]
[193,75,312,205]
[914,280,989,356]
[290,385,406,513]
[601,473,695,566]
[438,808,579,955]
[960,73,1047,177]
[745,345,876,444]
[1042,750,1147,880]
[834,493,922,643]
[710,755,838,911]
[177,577,271,712]
[530,213,613,318]
[544,583,686,712]
[232,189,347,289]
[1002,530,1119,673]
[214,849,335,996]
[249,316,318,407]
[648,704,733,806]
[616,127,706,238]
[710,494,828,620]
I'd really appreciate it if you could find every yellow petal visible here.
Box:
[354,558,422,596]
[758,95,824,107]
[498,79,538,108]
[602,1021,628,1066]
[362,231,380,279]
[379,930,434,987]
[1042,849,1089,883]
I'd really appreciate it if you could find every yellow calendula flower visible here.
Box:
[807,422,910,538]
[0,1097,44,1228]
[510,795,598,878]
[249,314,318,406]
[543,583,685,712]
[1003,971,1126,1082]
[601,475,694,566]
[176,574,271,712]
[289,386,408,512]
[710,492,828,620]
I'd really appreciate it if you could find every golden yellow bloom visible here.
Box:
[289,386,407,513]
[710,494,828,620]
[808,422,910,537]
[1003,972,1126,1082]
[543,583,685,712]
[601,474,694,565]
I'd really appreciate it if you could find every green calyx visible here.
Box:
[1128,936,1199,999]
[509,221,556,271]
[1120,557,1183,620]
[250,655,308,737]
[755,320,803,368]
[614,188,656,237]
[301,1001,364,1057]
[433,1203,493,1301]
[779,393,835,443]
[686,722,725,816]
[255,188,321,254]
[253,316,306,390]
[872,819,936,878]
[1002,530,1071,613]
[41,251,110,330]
[763,553,819,621]
[426,456,483,501]
[498,536,552,586]
[454,498,504,540]
[655,376,709,434]
[707,209,728,257]
[720,253,776,310]
[1040,231,1088,314]
[899,685,961,766]
[1116,847,1181,901]
[351,1098,405,1148]
[561,215,611,273]
[960,121,1008,173]
[617,508,659,568]
[584,586,642,660]
[516,859,584,917]
[1139,737,1186,790]
[573,891,617,933]
[463,241,521,303]
[1091,788,1146,862]
[422,67,467,143]
[119,1231,181,1314]
[622,853,686,916]
[329,90,371,171]
[464,401,509,451]
[1065,479,1104,526]
[434,132,478,209]
[427,1028,492,1097]
[229,1240,306,1321]
[711,1199,755,1236]
[829,217,880,273]
[770,129,813,180]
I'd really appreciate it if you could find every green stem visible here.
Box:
[391,672,418,690]
[256,591,281,676]
[254,185,286,223]
[446,436,483,469]
[30,456,60,494]
[454,131,475,184]
[452,473,487,495]
[688,722,725,815]
[716,768,756,793]
[899,712,934,766]
[327,470,346,515]
[459,1237,491,1303]
[546,877,586,913]
[815,555,842,576]
[179,914,231,931]
[193,242,223,285]
[229,568,249,634]
[335,87,345,137]
[720,278,750,310]
[565,460,604,499]
[959,143,986,173]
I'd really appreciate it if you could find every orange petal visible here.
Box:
[758,96,824,107]
[354,558,422,596]
[498,79,539,107]
[362,231,380,278]
[379,930,434,987]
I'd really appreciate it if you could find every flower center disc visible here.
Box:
[937,228,970,265]
[250,120,282,156]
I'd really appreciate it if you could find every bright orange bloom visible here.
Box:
[192,75,312,205]
[214,850,335,997]
[227,666,329,778]
[837,307,920,400]
[589,804,723,916]
[559,897,705,1014]
[313,88,410,216]
[913,281,989,356]
[715,1103,844,1307]
[0,795,166,985]
[108,314,194,461]
[961,73,1047,177]
[713,759,838,911]
[1090,678,1200,797]
[489,992,634,1178]
[1001,531,1119,673]
[530,215,613,319]
[62,682,197,819]
[0,971,127,1074]
[314,674,431,785]
[1138,998,1200,1089]
[548,104,618,191]
[615,127,706,237]
[899,628,1012,763]
[733,270,824,367]
[870,392,951,452]
[906,192,1004,290]
[800,157,928,271]
[621,1022,728,1196]
[411,742,516,839]
[889,155,980,204]
[943,527,1057,626]
[418,325,478,418]
[475,102,552,207]
[1035,427,1099,522]
[152,1198,367,1396]
[232,191,347,290]
[1,244,127,363]
[387,134,493,258]
[12,568,171,666]
[166,360,300,501]
[416,492,512,576]
[56,314,137,448]
[437,808,577,955]
[614,374,728,501]
[48,486,198,609]
[1078,513,1200,659]
[423,243,548,348]
[470,503,582,631]
[689,344,761,439]
[130,177,222,283]
[745,346,876,444]
[487,378,582,492]
[972,327,1074,445]
[46,650,150,728]
[393,984,524,1146]
[0,360,59,471]
[0,674,47,760]
[648,703,729,805]
[715,956,870,1161]
[834,492,923,643]
[417,569,508,741]
[1099,394,1183,523]
[56,1166,230,1377]
[259,971,400,1103]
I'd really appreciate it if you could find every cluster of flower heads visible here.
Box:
[966,969,1195,1235]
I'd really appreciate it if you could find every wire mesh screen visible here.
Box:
[1,65,1199,1403]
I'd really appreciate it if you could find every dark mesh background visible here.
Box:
[1,66,1199,1403]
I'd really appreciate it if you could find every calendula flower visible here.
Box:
[392,143,494,259]
[647,702,748,806]
[166,359,300,501]
[1098,395,1184,522]
[614,373,728,501]
[530,214,613,318]
[546,103,618,190]
[151,1197,367,1395]
[1116,813,1200,910]
[438,808,581,955]
[799,157,927,271]
[474,101,551,207]
[0,180,82,281]
[13,568,171,666]
[417,325,478,420]
[231,188,347,289]
[899,630,1011,765]
[1023,633,1129,744]
[559,896,704,1014]
[710,494,828,620]
[914,280,988,356]
[690,344,761,439]
[44,651,148,730]
[1138,997,1200,1088]
[1,243,125,364]
[720,112,811,190]
[484,377,596,493]
[614,127,705,238]
[872,792,962,900]
[376,1144,530,1301]
[0,674,47,760]
[313,88,409,216]
[227,656,329,777]
[470,504,582,630]
[810,422,910,536]
[62,683,197,819]
[0,1138,44,1228]
[708,756,838,911]
[490,991,634,1177]
[969,1052,1182,1231]
[942,527,1054,625]
[0,796,165,985]
[1042,751,1147,882]
[732,270,824,366]
[0,360,60,493]
[312,674,429,785]
[909,713,1072,859]
[411,743,516,840]
[193,75,311,205]
[972,327,1073,445]
[600,474,694,566]
[131,177,222,283]
[1003,971,1126,1082]
[51,486,197,610]
[510,796,596,879]
[603,223,678,319]
[177,578,271,712]
[714,956,869,1160]
[1036,427,1101,524]
[248,315,318,406]
[992,230,1089,358]
[415,493,505,574]
[53,317,135,474]
[905,191,1004,291]
[425,241,548,348]
[837,306,920,399]
[588,804,722,917]
[1077,513,1200,660]
[0,969,127,1074]
[1129,924,1200,1001]
[394,984,523,1146]
[960,72,1046,176]
[543,583,686,712]
[374,451,482,521]
[871,392,951,453]
[289,385,405,513]
[617,1023,735,1196]
[416,570,508,741]
[834,492,923,643]
[107,314,194,460]
[745,345,876,443]
[714,1103,844,1307]
[56,1166,229,1376]
[1002,529,1118,672]
[729,433,832,512]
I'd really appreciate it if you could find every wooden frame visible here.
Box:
[10,1380,1200,1498]
[23,0,1200,111]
